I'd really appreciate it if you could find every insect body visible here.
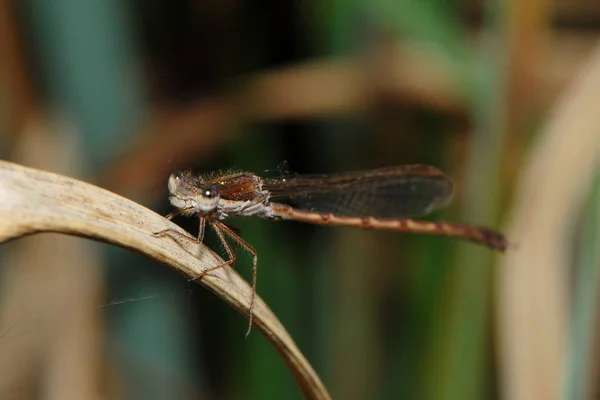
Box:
[155,166,507,335]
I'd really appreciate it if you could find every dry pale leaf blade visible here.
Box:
[498,42,600,400]
[0,160,330,400]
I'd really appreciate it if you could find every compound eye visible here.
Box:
[173,171,184,180]
[168,172,185,194]
[203,187,218,199]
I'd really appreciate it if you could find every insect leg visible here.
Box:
[216,221,258,338]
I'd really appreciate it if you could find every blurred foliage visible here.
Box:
[565,167,600,400]
[1,0,599,399]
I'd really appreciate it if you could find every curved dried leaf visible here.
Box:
[0,160,330,400]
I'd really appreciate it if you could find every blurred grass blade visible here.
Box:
[498,42,600,400]
[371,0,471,82]
[564,166,600,400]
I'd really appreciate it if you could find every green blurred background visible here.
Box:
[1,0,599,399]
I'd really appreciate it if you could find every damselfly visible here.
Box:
[154,165,507,334]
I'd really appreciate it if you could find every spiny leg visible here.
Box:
[186,222,237,283]
[223,223,243,269]
[154,218,242,323]
[197,217,206,243]
[165,209,184,220]
[153,225,204,246]
[152,228,197,242]
[217,221,258,338]
[152,207,195,239]
[155,215,207,246]
[152,211,230,270]
[223,223,242,238]
[153,210,257,335]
